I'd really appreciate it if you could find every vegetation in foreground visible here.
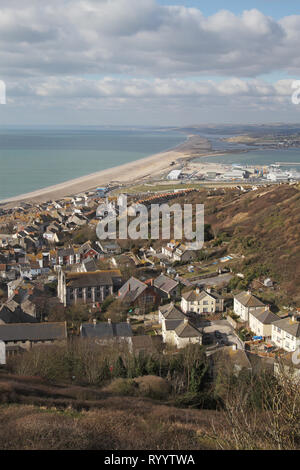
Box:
[0,341,299,450]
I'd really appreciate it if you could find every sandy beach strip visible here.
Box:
[0,135,229,208]
[0,147,189,207]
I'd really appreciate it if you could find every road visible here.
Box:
[197,319,244,350]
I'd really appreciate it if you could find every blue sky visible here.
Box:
[1,0,300,125]
[158,0,300,19]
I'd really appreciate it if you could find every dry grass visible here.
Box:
[0,370,222,450]
[0,400,221,450]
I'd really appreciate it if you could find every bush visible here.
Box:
[104,378,138,396]
[134,376,170,400]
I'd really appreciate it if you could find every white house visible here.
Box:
[233,291,266,322]
[248,308,279,339]
[181,288,224,315]
[271,315,300,352]
[162,317,202,349]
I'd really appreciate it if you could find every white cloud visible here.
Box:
[0,1,298,80]
[0,1,299,123]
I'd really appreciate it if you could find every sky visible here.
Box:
[1,0,300,126]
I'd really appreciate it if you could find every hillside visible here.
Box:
[181,184,300,304]
[0,371,221,450]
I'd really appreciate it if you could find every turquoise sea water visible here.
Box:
[0,128,185,200]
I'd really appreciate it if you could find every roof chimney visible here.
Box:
[184,318,189,325]
[196,287,200,295]
[232,344,237,351]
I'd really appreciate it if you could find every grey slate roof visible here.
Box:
[273,317,300,338]
[164,319,183,331]
[0,305,38,324]
[182,289,223,302]
[66,270,121,289]
[118,277,147,303]
[154,274,179,293]
[57,248,75,257]
[234,291,265,308]
[250,308,279,324]
[80,322,133,339]
[159,303,185,320]
[0,322,67,342]
[82,258,98,272]
[175,321,202,338]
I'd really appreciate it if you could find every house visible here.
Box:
[153,274,180,299]
[57,269,122,307]
[78,242,102,260]
[43,231,59,244]
[181,288,224,315]
[80,318,132,345]
[118,277,160,311]
[173,244,197,263]
[271,314,300,352]
[162,317,202,349]
[248,308,279,339]
[0,302,38,325]
[97,240,121,255]
[0,322,67,352]
[56,247,81,266]
[233,291,266,322]
[161,240,180,259]
[158,302,185,324]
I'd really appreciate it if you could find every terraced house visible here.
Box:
[271,314,300,352]
[233,291,266,322]
[57,269,122,307]
[181,288,224,315]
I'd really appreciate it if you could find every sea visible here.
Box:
[0,127,186,200]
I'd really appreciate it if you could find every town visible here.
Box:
[0,179,299,388]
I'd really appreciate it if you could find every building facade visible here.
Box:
[58,269,122,307]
